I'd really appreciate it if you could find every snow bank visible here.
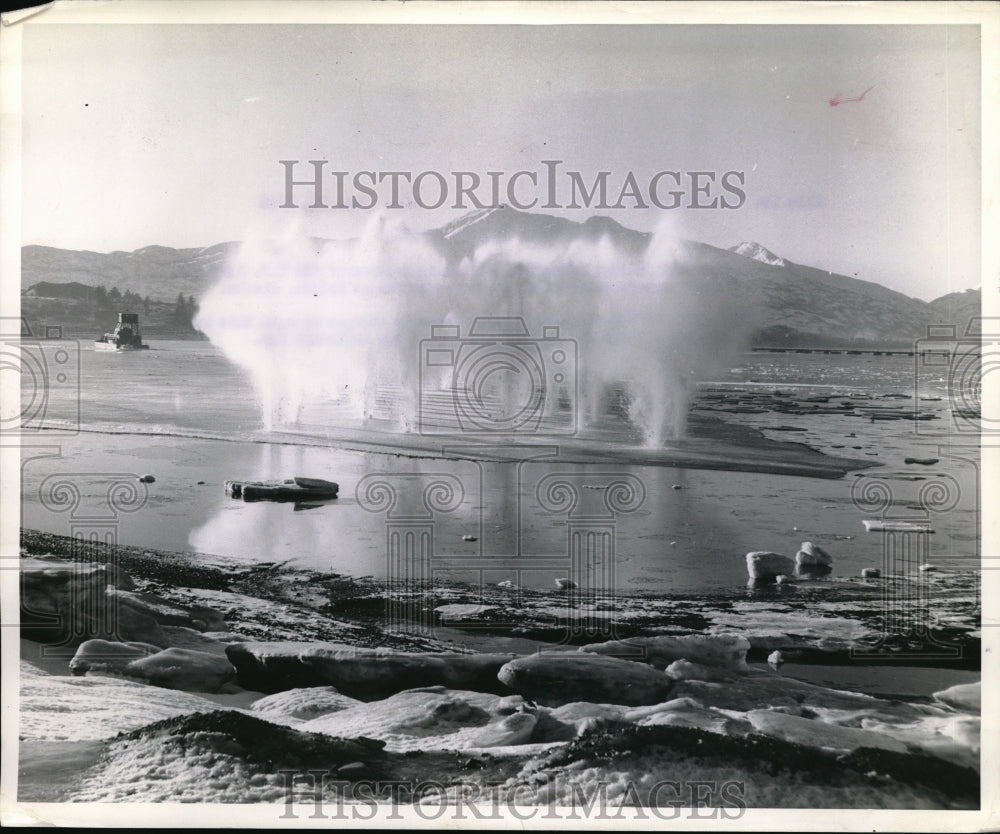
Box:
[510,722,976,809]
[71,710,384,803]
[250,686,362,722]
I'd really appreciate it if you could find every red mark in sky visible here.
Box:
[829,85,876,107]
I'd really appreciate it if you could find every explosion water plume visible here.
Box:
[195,211,754,445]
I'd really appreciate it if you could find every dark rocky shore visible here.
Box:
[20,529,980,664]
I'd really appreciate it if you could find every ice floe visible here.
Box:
[746,551,795,582]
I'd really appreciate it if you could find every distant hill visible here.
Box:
[20,243,240,339]
[925,289,982,333]
[434,208,650,263]
[426,207,979,348]
[21,280,100,300]
[20,209,980,346]
[697,240,938,346]
[21,242,238,301]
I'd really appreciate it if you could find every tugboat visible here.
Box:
[94,312,149,351]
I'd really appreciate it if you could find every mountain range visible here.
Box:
[20,207,979,345]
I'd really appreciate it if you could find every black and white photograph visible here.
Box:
[1,1,996,827]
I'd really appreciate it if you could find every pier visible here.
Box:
[752,347,916,356]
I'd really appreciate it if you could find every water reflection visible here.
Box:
[21,344,979,595]
[186,442,758,592]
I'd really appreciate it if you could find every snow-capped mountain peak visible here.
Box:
[729,241,787,267]
[439,206,508,240]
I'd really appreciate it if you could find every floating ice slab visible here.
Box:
[863,519,934,533]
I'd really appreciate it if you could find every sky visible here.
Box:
[17,20,982,300]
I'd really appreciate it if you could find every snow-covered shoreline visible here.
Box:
[17,529,981,808]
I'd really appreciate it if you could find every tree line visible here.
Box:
[172,293,199,329]
[91,285,149,313]
[91,286,199,330]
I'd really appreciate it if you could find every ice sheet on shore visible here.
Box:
[706,604,876,651]
[226,641,516,697]
[300,688,745,752]
[934,681,980,712]
[747,709,908,753]
[68,640,236,692]
[57,708,978,808]
[579,634,750,671]
[670,671,922,714]
[19,661,226,742]
[497,652,675,706]
[806,705,981,769]
[119,647,236,692]
[15,545,981,807]
[550,697,752,737]
[20,652,982,807]
[300,687,571,752]
[435,603,498,620]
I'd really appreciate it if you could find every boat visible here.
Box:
[94,312,149,351]
[225,476,340,502]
